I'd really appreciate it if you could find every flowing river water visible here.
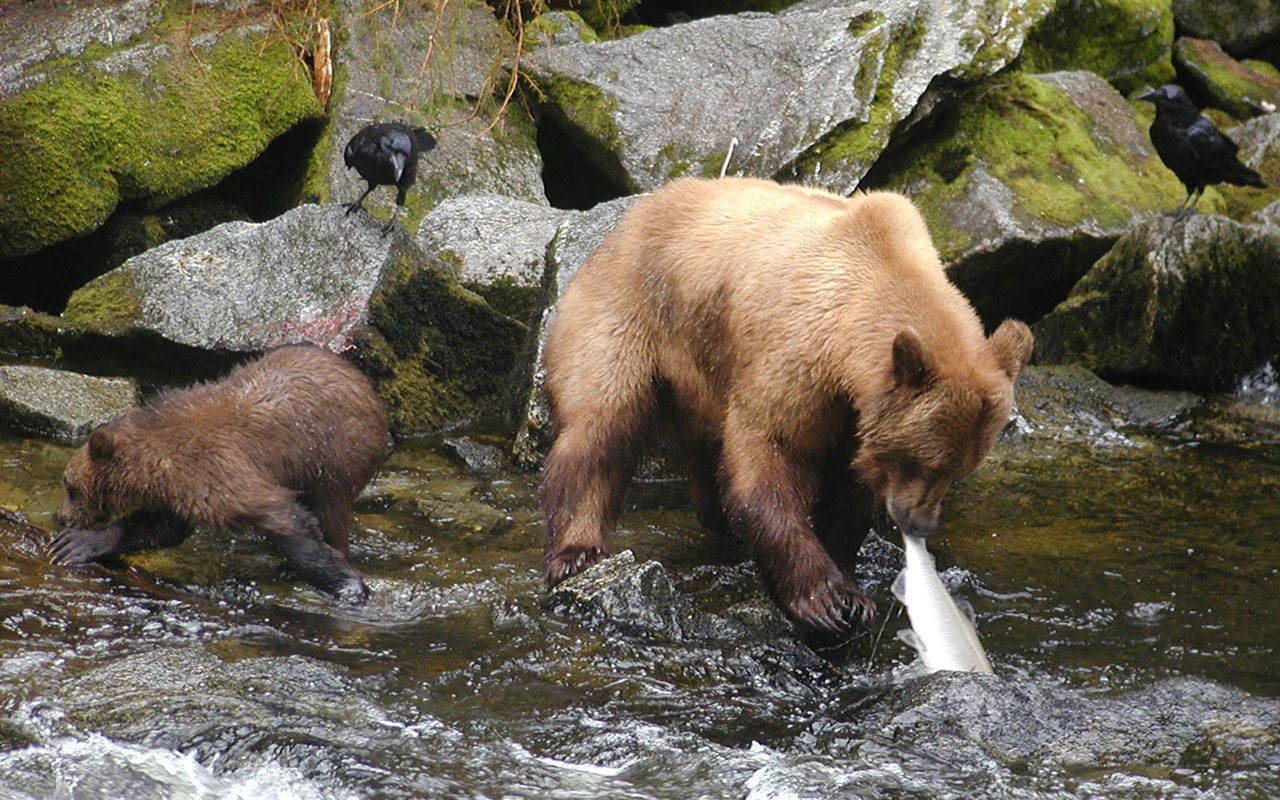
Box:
[0,366,1278,799]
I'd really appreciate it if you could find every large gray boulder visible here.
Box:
[62,204,394,354]
[525,0,1052,195]
[61,203,526,435]
[1035,214,1280,390]
[417,195,571,321]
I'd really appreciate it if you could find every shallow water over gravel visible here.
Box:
[1,376,1279,799]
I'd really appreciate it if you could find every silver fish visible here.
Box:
[891,534,994,674]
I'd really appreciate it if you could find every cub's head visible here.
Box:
[53,426,125,528]
[854,320,1033,539]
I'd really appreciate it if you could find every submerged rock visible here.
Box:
[0,367,135,443]
[859,672,1280,774]
[1035,214,1280,389]
[526,0,1050,194]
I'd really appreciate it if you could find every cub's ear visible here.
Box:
[892,328,933,390]
[988,319,1034,379]
[87,427,119,461]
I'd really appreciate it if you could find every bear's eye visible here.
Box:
[63,480,80,502]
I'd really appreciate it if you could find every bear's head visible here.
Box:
[855,319,1033,539]
[53,425,128,528]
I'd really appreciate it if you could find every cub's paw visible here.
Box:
[782,572,877,634]
[333,576,371,606]
[544,545,610,587]
[48,528,122,565]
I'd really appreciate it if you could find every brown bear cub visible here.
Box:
[540,177,1033,633]
[51,345,388,603]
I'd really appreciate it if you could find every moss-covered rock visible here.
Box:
[1034,214,1280,389]
[0,5,323,260]
[1019,0,1175,95]
[1174,37,1280,119]
[361,246,527,435]
[1172,0,1280,56]
[871,71,1186,325]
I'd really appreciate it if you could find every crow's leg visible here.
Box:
[382,187,409,235]
[381,203,401,235]
[346,184,375,215]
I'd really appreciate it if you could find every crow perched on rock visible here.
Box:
[1139,84,1265,218]
[343,121,437,233]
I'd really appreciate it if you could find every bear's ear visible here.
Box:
[892,328,933,390]
[87,427,119,461]
[988,319,1034,379]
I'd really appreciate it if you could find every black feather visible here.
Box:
[1139,84,1265,218]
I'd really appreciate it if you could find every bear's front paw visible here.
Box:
[544,545,610,587]
[783,573,877,633]
[48,528,123,565]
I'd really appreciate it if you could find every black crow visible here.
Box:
[343,121,437,233]
[1139,84,1265,218]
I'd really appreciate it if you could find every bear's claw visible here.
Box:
[785,575,877,633]
[544,545,610,587]
[48,528,122,565]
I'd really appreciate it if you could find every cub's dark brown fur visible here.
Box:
[51,345,388,602]
[540,177,1033,632]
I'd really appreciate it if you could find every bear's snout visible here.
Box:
[887,495,941,539]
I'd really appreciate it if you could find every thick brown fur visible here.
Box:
[540,177,1033,633]
[51,345,389,603]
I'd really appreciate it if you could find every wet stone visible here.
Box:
[0,366,135,443]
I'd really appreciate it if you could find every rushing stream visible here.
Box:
[0,367,1278,799]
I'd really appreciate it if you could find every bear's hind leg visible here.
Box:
[251,492,369,604]
[719,422,876,632]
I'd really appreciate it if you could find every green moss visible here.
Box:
[791,12,926,182]
[61,271,145,331]
[525,10,602,44]
[364,243,528,435]
[0,11,321,259]
[878,73,1186,260]
[466,277,546,326]
[1175,37,1280,120]
[1021,0,1175,95]
[536,74,632,189]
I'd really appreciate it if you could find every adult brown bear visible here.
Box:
[540,177,1033,632]
[50,345,388,603]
